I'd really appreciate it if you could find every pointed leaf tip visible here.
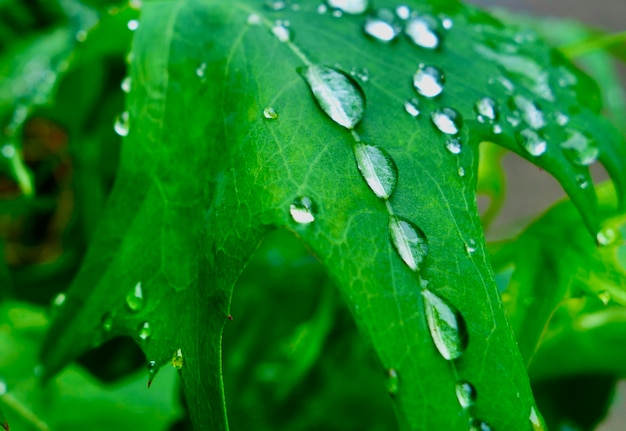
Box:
[1,420,8,431]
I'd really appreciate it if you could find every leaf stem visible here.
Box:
[559,31,626,59]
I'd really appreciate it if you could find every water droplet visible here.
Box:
[265,0,287,10]
[455,380,477,408]
[474,97,497,121]
[413,64,444,98]
[576,175,590,189]
[530,406,547,431]
[510,95,546,130]
[364,9,400,43]
[458,167,465,177]
[405,16,440,49]
[299,64,365,129]
[196,62,207,78]
[395,5,410,20]
[332,9,342,17]
[129,0,142,10]
[350,67,369,82]
[327,0,368,14]
[263,107,278,119]
[52,293,66,308]
[147,360,158,387]
[441,17,453,30]
[560,129,599,166]
[465,238,477,254]
[492,124,503,134]
[290,197,316,224]
[597,290,611,306]
[445,138,462,155]
[431,107,463,135]
[386,368,399,395]
[354,143,398,199]
[121,76,132,93]
[422,289,468,360]
[172,348,184,369]
[597,228,617,246]
[1,144,15,158]
[247,14,262,25]
[75,30,88,42]
[556,112,569,126]
[516,129,547,157]
[126,282,144,312]
[469,419,493,431]
[138,321,152,340]
[272,20,291,42]
[389,216,428,272]
[317,4,328,13]
[101,312,113,332]
[114,111,130,137]
[0,377,7,396]
[127,19,139,31]
[404,98,420,117]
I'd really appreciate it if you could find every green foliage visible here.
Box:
[1,1,626,431]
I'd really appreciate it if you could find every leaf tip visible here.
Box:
[2,420,9,431]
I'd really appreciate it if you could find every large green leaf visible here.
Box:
[40,1,626,430]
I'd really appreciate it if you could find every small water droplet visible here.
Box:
[364,9,400,43]
[350,67,370,82]
[290,196,316,224]
[431,107,463,135]
[138,321,152,340]
[354,143,398,199]
[389,216,428,272]
[121,76,132,93]
[530,406,547,431]
[317,4,328,13]
[127,19,139,31]
[422,289,468,361]
[465,238,477,254]
[114,111,130,137]
[272,20,291,42]
[386,368,399,395]
[265,0,287,10]
[576,174,590,189]
[196,62,207,78]
[455,380,477,408]
[441,17,453,30]
[597,228,617,246]
[510,95,545,130]
[404,98,420,117]
[147,360,158,387]
[263,106,279,119]
[556,112,569,126]
[560,129,599,166]
[413,64,444,98]
[172,348,184,369]
[101,312,113,332]
[52,293,66,308]
[405,16,440,49]
[395,5,410,20]
[516,129,547,157]
[299,64,365,129]
[247,13,262,25]
[1,144,15,158]
[458,167,466,177]
[126,282,144,312]
[474,97,497,121]
[445,138,462,155]
[75,30,88,42]
[327,0,368,14]
[492,124,503,134]
[469,419,493,431]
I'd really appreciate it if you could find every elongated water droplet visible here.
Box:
[263,107,278,119]
[172,348,184,369]
[516,129,546,157]
[445,138,462,155]
[386,368,399,395]
[413,64,444,98]
[389,216,428,272]
[364,9,400,42]
[470,419,493,431]
[52,293,66,308]
[474,97,497,121]
[395,5,410,20]
[354,143,398,199]
[458,167,465,177]
[404,98,420,117]
[101,312,113,332]
[290,197,316,224]
[530,406,547,430]
[114,111,130,136]
[405,16,440,49]
[597,228,617,246]
[126,282,144,312]
[560,129,599,166]
[121,76,132,93]
[196,62,207,78]
[327,0,368,14]
[138,321,152,340]
[422,289,468,360]
[431,107,462,135]
[455,380,477,408]
[465,238,477,254]
[272,20,291,42]
[147,360,158,387]
[510,95,545,130]
[299,64,365,129]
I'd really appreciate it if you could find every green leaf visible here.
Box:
[0,405,7,431]
[39,1,626,430]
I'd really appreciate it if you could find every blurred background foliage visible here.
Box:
[0,0,626,430]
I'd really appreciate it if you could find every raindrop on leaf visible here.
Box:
[455,380,477,408]
[172,349,184,369]
[121,76,132,93]
[364,9,400,43]
[126,282,144,312]
[422,289,468,361]
[389,216,429,272]
[516,129,547,157]
[354,143,398,200]
[560,129,599,166]
[114,111,130,137]
[474,97,498,121]
[404,98,420,117]
[405,16,440,49]
[445,138,462,155]
[272,20,291,42]
[327,0,368,15]
[469,419,493,431]
[138,321,152,340]
[431,107,463,135]
[413,64,444,98]
[530,406,547,431]
[290,197,316,224]
[386,368,399,395]
[263,107,279,120]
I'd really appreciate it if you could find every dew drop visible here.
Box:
[272,20,291,42]
[127,19,139,31]
[327,0,368,15]
[196,62,207,78]
[469,419,493,431]
[431,107,463,135]
[114,111,130,137]
[395,5,410,20]
[441,17,453,30]
[413,64,444,98]
[510,95,545,130]
[422,289,468,361]
[265,0,287,10]
[332,9,342,17]
[1,144,15,158]
[492,124,503,134]
[263,106,279,120]
[299,64,365,129]
[126,282,144,312]
[75,30,88,42]
[404,98,420,117]
[576,174,590,189]
[386,368,399,395]
[405,16,440,49]
[445,138,462,155]
[516,129,547,157]
[556,112,569,126]
[465,238,477,254]
[530,406,547,431]
[560,129,599,166]
[354,143,398,199]
[350,67,369,82]
[147,360,158,387]
[457,167,465,177]
[52,293,66,308]
[121,76,132,93]
[247,13,262,25]
[290,196,316,224]
[455,380,477,408]
[597,228,617,246]
[317,4,328,13]
[474,97,497,121]
[172,348,184,369]
[389,216,428,272]
[101,312,113,332]
[364,9,400,43]
[138,321,152,340]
